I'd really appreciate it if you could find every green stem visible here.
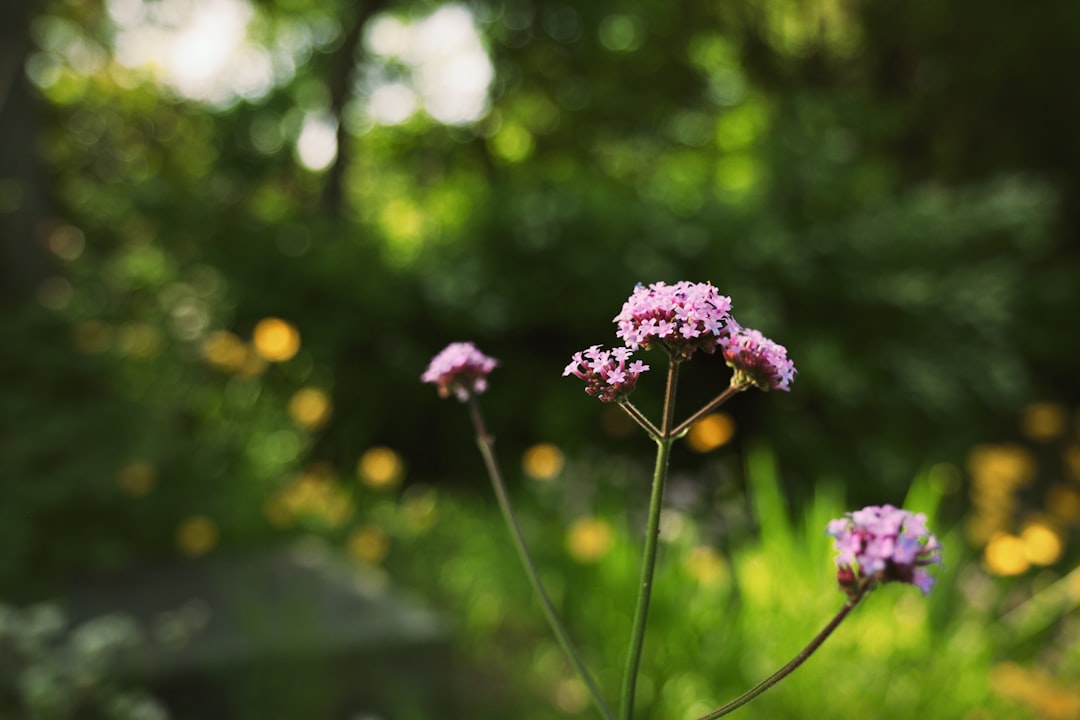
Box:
[620,357,680,720]
[671,383,745,439]
[694,591,866,720]
[467,397,617,720]
[619,400,661,439]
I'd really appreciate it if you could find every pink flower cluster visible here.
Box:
[421,342,499,402]
[719,325,797,392]
[614,281,733,361]
[563,345,650,403]
[827,505,943,597]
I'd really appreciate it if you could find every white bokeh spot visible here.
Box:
[362,4,494,126]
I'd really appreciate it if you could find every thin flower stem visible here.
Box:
[620,357,680,720]
[619,400,662,439]
[694,590,867,720]
[467,398,617,720]
[671,383,746,439]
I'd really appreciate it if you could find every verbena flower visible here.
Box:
[422,342,499,402]
[563,345,650,403]
[614,281,733,361]
[719,324,796,392]
[827,505,943,597]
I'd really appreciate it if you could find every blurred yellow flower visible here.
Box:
[983,533,1029,576]
[967,444,1035,489]
[684,545,730,588]
[289,387,332,429]
[991,662,1080,720]
[1046,483,1080,523]
[202,330,252,373]
[566,516,614,563]
[252,317,300,362]
[1021,520,1063,566]
[116,460,156,497]
[273,467,354,528]
[357,447,404,490]
[685,413,735,453]
[348,526,390,565]
[1064,444,1080,483]
[176,516,218,557]
[117,323,163,359]
[1020,402,1066,442]
[522,443,564,481]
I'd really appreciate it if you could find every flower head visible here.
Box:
[719,324,796,392]
[422,342,499,402]
[563,345,649,403]
[614,281,733,361]
[827,505,943,597]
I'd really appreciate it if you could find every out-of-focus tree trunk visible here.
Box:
[0,0,49,306]
[324,0,388,220]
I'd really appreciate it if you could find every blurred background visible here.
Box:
[2,0,1079,717]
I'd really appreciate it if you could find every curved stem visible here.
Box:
[694,591,866,720]
[620,358,680,720]
[467,398,617,720]
[671,383,745,439]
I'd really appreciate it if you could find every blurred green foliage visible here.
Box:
[2,0,1080,715]
[393,446,1076,719]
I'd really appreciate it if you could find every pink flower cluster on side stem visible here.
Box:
[614,281,733,361]
[563,345,650,403]
[827,505,943,597]
[421,342,499,402]
[719,325,796,392]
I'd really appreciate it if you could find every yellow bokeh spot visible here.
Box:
[522,443,565,481]
[289,387,332,429]
[252,317,300,362]
[357,447,404,490]
[1020,402,1066,442]
[263,494,292,528]
[203,330,246,368]
[1068,569,1080,602]
[202,330,266,376]
[347,526,390,565]
[983,533,1029,576]
[118,323,163,359]
[1064,444,1080,483]
[1046,484,1080,523]
[1021,521,1063,566]
[967,444,1036,489]
[176,516,218,557]
[684,546,730,588]
[117,460,156,497]
[685,413,735,453]
[965,513,1011,546]
[990,662,1080,720]
[565,516,614,563]
[273,467,354,528]
[552,678,589,715]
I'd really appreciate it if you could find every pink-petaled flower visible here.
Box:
[719,325,796,391]
[422,342,499,402]
[827,505,943,597]
[563,345,650,402]
[613,281,733,361]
